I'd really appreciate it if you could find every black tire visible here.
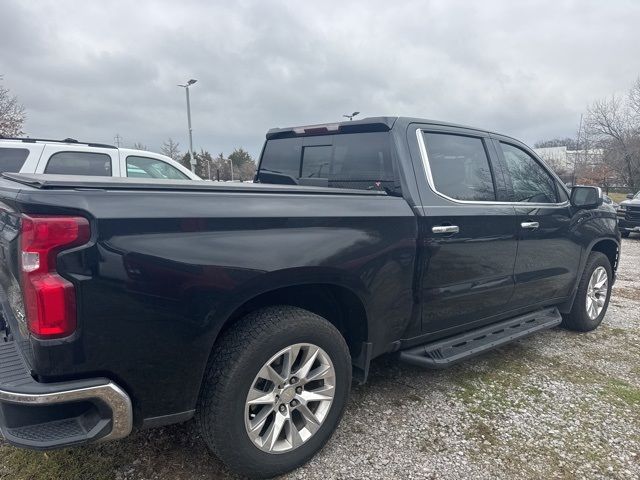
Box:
[621,231,630,238]
[561,251,612,332]
[196,306,352,479]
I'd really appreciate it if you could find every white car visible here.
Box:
[0,137,200,180]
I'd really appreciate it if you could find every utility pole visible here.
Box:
[178,79,197,173]
[114,134,121,147]
[573,114,583,186]
[229,157,234,181]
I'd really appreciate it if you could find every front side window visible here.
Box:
[500,143,557,203]
[126,156,188,179]
[0,147,29,173]
[422,132,496,201]
[45,151,112,176]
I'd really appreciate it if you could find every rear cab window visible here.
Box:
[0,147,29,173]
[257,132,398,192]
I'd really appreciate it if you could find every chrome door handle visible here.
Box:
[432,225,459,234]
[521,221,539,230]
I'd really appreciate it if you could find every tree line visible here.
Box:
[160,138,256,181]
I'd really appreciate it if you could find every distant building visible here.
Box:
[534,146,604,171]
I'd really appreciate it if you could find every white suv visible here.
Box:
[0,137,200,180]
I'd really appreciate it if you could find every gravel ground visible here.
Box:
[2,238,639,480]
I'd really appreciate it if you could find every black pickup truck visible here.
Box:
[617,191,640,237]
[0,117,620,478]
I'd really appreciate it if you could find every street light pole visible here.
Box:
[178,79,198,173]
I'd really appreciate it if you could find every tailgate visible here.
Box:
[0,205,27,340]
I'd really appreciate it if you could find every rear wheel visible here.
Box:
[561,252,612,332]
[196,306,351,479]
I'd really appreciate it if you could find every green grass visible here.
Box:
[0,442,135,480]
[608,192,630,203]
[602,379,640,407]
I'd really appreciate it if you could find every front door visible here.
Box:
[415,130,519,335]
[493,139,581,307]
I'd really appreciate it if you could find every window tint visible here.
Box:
[500,143,557,203]
[126,156,188,179]
[0,147,29,173]
[258,132,396,191]
[422,132,495,201]
[45,151,112,176]
[258,137,301,184]
[301,145,332,178]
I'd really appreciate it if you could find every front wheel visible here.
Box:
[561,251,613,332]
[196,306,352,479]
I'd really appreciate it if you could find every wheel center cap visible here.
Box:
[280,387,296,403]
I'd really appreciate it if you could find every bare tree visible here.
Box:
[0,76,26,137]
[161,138,181,161]
[586,90,640,189]
[132,142,148,150]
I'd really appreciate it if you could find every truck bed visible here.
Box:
[2,173,386,195]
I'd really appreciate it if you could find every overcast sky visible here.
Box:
[1,0,639,158]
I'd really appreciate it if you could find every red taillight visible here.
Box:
[20,215,90,338]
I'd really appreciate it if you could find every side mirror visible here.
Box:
[627,193,634,199]
[571,186,603,209]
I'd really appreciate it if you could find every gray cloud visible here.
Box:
[1,0,639,158]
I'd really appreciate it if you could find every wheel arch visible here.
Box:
[559,236,620,314]
[589,238,620,273]
[218,282,370,363]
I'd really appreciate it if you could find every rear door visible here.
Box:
[492,137,580,307]
[411,126,519,335]
[37,144,119,177]
[123,155,190,179]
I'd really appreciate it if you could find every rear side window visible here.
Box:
[0,147,29,173]
[500,143,557,203]
[422,132,496,201]
[45,151,112,176]
[126,156,188,179]
[258,132,396,191]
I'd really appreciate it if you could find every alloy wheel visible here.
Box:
[585,266,608,320]
[244,343,336,454]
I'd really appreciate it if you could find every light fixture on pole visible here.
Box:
[343,111,360,121]
[178,79,197,173]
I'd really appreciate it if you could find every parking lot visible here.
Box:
[1,238,639,480]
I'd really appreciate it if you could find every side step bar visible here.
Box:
[399,307,562,369]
